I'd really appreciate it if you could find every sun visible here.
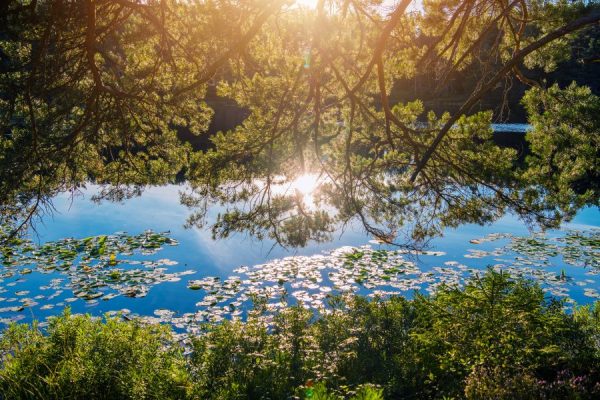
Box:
[267,173,323,208]
[289,173,320,196]
[293,0,319,9]
[288,173,323,209]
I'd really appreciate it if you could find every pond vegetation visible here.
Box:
[0,223,598,338]
[2,272,600,399]
[1,0,599,398]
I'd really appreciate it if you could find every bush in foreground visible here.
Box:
[0,311,191,399]
[1,271,599,399]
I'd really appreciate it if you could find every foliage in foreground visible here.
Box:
[1,271,600,399]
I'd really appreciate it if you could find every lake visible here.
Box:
[1,184,598,333]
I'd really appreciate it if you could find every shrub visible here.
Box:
[0,310,191,399]
[189,306,320,399]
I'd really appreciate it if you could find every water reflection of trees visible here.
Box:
[1,0,598,247]
[178,107,566,248]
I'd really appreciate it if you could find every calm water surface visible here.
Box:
[2,184,599,326]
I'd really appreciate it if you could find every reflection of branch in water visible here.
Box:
[2,0,598,247]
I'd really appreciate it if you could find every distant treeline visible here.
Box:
[392,25,600,123]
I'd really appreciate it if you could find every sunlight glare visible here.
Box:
[289,173,322,209]
[290,173,320,196]
[293,0,319,9]
[266,173,323,209]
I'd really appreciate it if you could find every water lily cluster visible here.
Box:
[0,225,599,335]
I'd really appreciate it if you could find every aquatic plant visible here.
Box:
[0,226,599,332]
[3,272,596,399]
